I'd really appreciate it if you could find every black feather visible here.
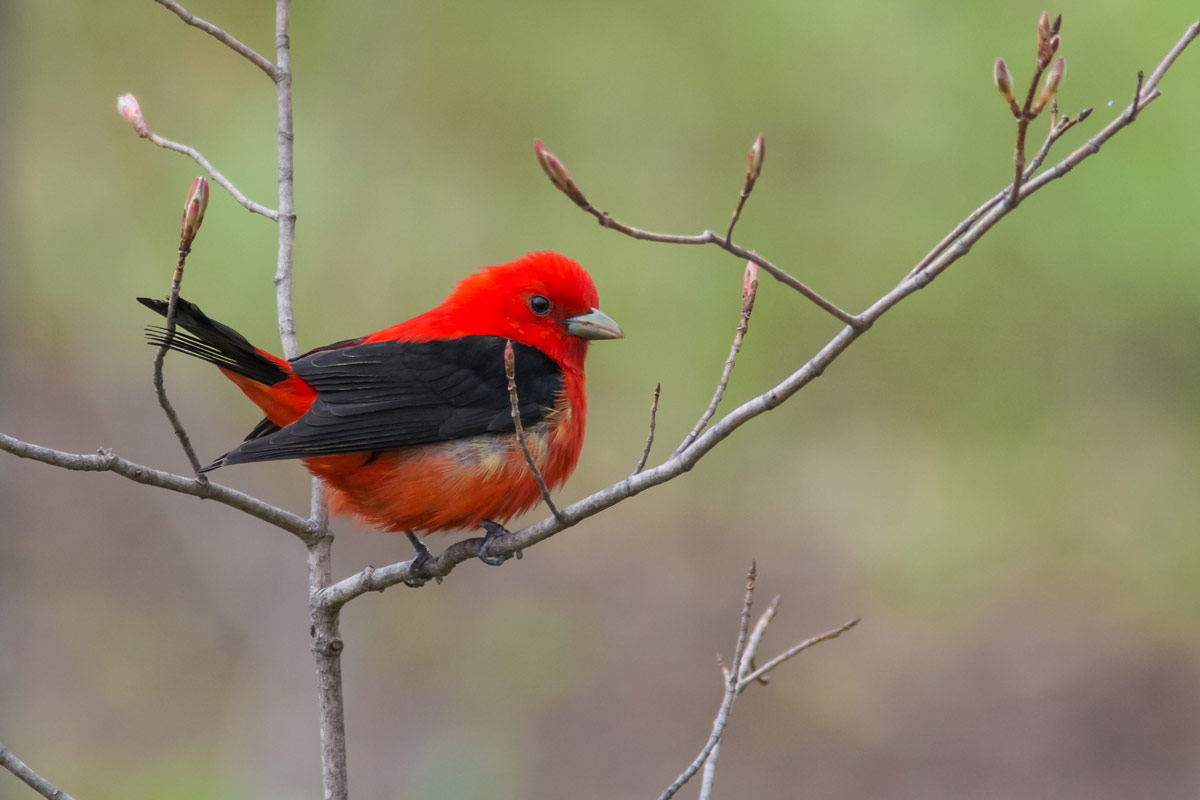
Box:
[137,297,289,386]
[214,336,564,467]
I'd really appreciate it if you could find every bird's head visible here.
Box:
[440,251,623,368]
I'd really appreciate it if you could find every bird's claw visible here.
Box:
[477,520,522,566]
[404,530,439,586]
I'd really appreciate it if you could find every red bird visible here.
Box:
[140,252,622,558]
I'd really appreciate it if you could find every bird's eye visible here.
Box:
[528,294,552,315]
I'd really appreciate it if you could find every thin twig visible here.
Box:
[740,593,782,686]
[153,0,280,80]
[658,563,757,800]
[0,743,79,800]
[0,432,321,543]
[726,133,765,242]
[632,383,661,475]
[504,340,564,523]
[697,590,780,800]
[737,617,861,691]
[119,117,278,220]
[1126,69,1145,122]
[587,211,857,326]
[675,261,759,457]
[150,242,206,476]
[533,142,855,326]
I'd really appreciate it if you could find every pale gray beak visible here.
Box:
[563,308,624,340]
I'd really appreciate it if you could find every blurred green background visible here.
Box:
[3,1,1200,798]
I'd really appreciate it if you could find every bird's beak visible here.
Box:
[563,308,624,340]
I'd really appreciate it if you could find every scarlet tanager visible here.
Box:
[139,251,622,554]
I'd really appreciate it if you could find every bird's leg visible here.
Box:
[477,519,523,566]
[404,530,441,586]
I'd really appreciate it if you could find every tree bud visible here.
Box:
[534,140,589,207]
[116,93,149,137]
[180,176,210,249]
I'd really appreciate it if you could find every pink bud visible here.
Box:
[180,176,209,249]
[1034,55,1066,113]
[1037,11,1051,43]
[993,58,1016,102]
[534,140,589,207]
[743,260,759,300]
[747,134,765,184]
[116,93,149,137]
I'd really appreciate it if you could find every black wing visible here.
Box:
[210,336,564,468]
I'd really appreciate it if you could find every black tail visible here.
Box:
[138,297,289,386]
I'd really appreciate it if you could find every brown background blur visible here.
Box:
[3,2,1200,798]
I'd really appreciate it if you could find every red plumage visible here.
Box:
[140,251,622,535]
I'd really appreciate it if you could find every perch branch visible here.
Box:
[316,22,1199,605]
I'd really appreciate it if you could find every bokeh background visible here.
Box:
[3,1,1200,798]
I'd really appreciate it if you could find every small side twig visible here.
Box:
[632,382,661,475]
[0,743,79,800]
[150,177,210,477]
[505,340,564,523]
[736,617,861,691]
[725,133,765,241]
[675,260,759,457]
[1126,69,1145,122]
[152,0,281,80]
[116,94,279,220]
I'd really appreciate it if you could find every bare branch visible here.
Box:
[632,382,661,475]
[273,0,299,359]
[150,179,211,477]
[533,141,858,326]
[737,617,861,691]
[115,95,279,220]
[504,340,564,523]
[0,432,319,544]
[658,563,757,800]
[0,743,79,800]
[675,261,759,457]
[152,0,281,80]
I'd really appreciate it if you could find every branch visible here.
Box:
[273,0,299,360]
[0,742,80,800]
[314,22,1199,605]
[116,94,278,220]
[736,617,861,691]
[504,340,564,522]
[152,0,281,80]
[534,141,858,327]
[658,562,757,800]
[632,382,661,475]
[150,178,211,477]
[675,260,759,457]
[0,432,320,544]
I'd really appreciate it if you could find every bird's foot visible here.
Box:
[404,530,442,586]
[477,520,523,566]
